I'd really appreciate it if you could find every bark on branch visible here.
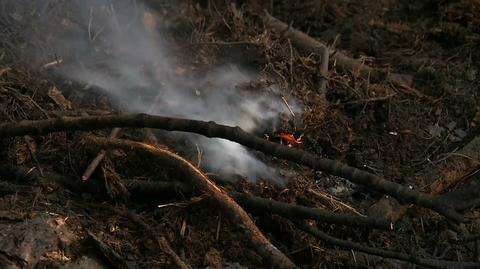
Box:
[294,220,480,269]
[125,180,390,230]
[86,137,298,269]
[0,164,389,230]
[262,11,412,86]
[0,113,462,221]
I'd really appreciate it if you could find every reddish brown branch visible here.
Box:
[86,137,298,269]
[294,220,480,269]
[0,113,462,221]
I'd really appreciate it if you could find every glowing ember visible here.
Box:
[273,133,303,148]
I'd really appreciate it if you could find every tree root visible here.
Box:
[0,113,463,221]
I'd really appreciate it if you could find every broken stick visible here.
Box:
[263,11,412,86]
[82,127,122,181]
[82,90,164,181]
[86,137,298,269]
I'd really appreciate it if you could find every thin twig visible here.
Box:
[81,127,122,181]
[282,96,296,117]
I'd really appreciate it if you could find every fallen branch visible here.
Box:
[0,164,389,230]
[235,192,389,229]
[370,135,480,223]
[125,179,390,230]
[294,220,480,269]
[86,137,298,269]
[0,113,462,221]
[262,11,412,86]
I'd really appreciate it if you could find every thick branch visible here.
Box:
[0,113,462,221]
[294,221,480,269]
[86,137,298,269]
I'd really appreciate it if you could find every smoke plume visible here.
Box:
[20,0,301,182]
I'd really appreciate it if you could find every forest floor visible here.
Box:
[0,0,479,268]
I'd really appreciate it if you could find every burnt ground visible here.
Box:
[0,0,480,268]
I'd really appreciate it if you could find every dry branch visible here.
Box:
[86,137,298,269]
[0,164,389,230]
[0,162,470,267]
[263,11,412,86]
[294,220,480,269]
[234,192,388,229]
[125,179,390,230]
[0,113,463,221]
[82,127,122,181]
[370,135,480,223]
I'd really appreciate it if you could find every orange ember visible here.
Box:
[274,133,303,148]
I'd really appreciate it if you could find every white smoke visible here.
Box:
[25,0,302,181]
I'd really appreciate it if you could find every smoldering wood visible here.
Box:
[0,113,463,221]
